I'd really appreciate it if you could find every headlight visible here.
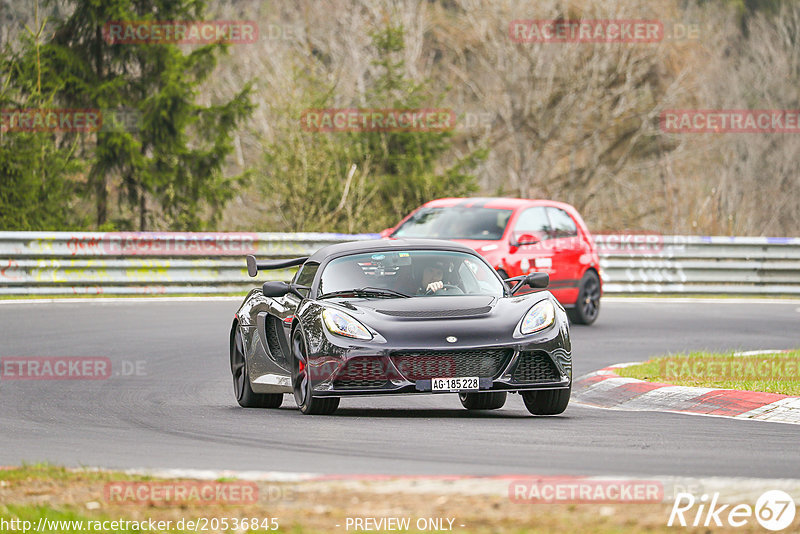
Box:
[520,299,556,334]
[322,308,373,340]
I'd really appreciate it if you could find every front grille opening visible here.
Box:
[333,357,389,389]
[513,351,561,383]
[390,349,512,381]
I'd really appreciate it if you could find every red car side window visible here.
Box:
[513,207,552,240]
[546,208,578,238]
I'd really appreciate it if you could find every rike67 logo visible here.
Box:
[669,490,796,531]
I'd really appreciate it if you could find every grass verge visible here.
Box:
[616,349,800,395]
[4,464,789,533]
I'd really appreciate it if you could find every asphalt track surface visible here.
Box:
[1,298,799,479]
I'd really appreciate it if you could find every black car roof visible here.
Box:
[307,238,476,263]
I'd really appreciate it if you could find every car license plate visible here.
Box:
[431,377,479,392]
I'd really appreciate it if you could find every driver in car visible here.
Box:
[393,258,460,295]
[420,262,445,294]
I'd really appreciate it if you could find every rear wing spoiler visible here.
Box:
[246,255,308,277]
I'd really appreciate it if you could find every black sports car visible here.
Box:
[230,239,572,415]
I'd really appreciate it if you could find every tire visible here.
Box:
[291,328,340,415]
[521,386,570,415]
[230,326,283,408]
[459,391,507,410]
[567,270,601,325]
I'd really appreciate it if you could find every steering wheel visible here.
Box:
[426,284,463,295]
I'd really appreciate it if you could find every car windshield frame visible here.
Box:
[316,249,506,299]
[391,207,513,240]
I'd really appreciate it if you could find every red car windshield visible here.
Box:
[392,207,512,240]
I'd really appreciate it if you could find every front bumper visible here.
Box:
[308,338,571,397]
[313,376,571,397]
[299,294,572,398]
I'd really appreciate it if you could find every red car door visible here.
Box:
[506,206,557,284]
[545,207,584,304]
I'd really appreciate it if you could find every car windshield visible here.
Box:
[318,250,504,298]
[392,207,512,240]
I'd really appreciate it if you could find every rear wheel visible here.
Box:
[567,270,600,325]
[230,326,283,408]
[291,329,339,415]
[521,387,570,415]
[459,391,507,410]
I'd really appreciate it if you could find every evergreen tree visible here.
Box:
[29,0,254,230]
[355,24,486,224]
[0,6,86,230]
[260,23,484,233]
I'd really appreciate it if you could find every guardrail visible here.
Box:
[597,235,800,295]
[0,232,798,296]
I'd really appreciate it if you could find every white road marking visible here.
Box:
[119,467,318,482]
[733,349,792,357]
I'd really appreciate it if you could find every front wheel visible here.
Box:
[291,329,339,415]
[459,391,507,410]
[567,270,600,325]
[231,326,283,408]
[521,387,570,415]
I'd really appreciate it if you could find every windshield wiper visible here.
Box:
[319,287,410,299]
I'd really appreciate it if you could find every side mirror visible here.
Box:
[525,272,549,289]
[514,233,540,246]
[262,281,290,297]
[246,255,259,277]
[379,228,393,238]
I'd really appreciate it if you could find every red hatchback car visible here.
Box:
[381,197,602,324]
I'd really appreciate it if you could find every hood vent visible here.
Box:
[375,306,491,318]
